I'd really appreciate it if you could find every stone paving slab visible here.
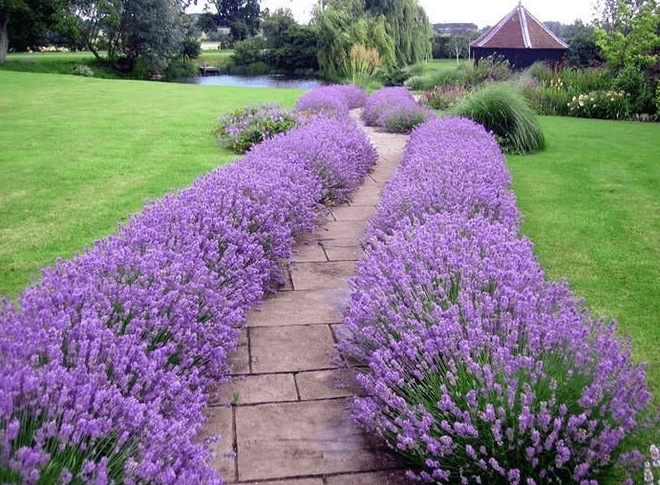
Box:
[331,204,377,222]
[324,244,364,262]
[244,479,323,485]
[349,191,382,206]
[224,373,298,405]
[250,325,335,373]
[226,328,250,375]
[291,242,327,263]
[197,406,236,481]
[296,369,363,401]
[313,220,368,242]
[247,289,343,327]
[290,261,356,291]
[326,470,411,485]
[236,399,401,481]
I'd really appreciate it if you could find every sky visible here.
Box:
[188,0,599,29]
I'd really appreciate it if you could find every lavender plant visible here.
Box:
[362,87,433,133]
[337,117,652,485]
[213,102,299,153]
[0,114,377,483]
[295,84,367,116]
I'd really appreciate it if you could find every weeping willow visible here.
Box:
[364,0,432,66]
[313,0,431,78]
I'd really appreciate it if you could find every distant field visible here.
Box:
[0,70,303,297]
[197,49,234,66]
[421,58,470,74]
[0,51,121,77]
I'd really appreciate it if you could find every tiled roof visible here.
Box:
[470,4,568,49]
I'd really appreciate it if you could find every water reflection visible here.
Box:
[177,74,327,89]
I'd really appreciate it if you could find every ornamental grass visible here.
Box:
[451,83,546,155]
[337,117,652,485]
[0,115,377,484]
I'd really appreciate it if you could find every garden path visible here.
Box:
[198,113,412,485]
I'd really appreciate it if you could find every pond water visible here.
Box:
[177,74,327,89]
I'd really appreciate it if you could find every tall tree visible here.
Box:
[66,0,193,71]
[0,0,69,63]
[363,0,432,65]
[595,0,660,69]
[203,0,260,41]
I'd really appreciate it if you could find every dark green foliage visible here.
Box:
[266,24,319,72]
[614,64,654,113]
[364,0,432,66]
[451,83,546,154]
[231,36,267,66]
[204,0,260,41]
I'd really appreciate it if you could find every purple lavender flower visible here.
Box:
[0,110,376,483]
[336,116,652,484]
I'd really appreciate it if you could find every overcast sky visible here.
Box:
[188,0,599,29]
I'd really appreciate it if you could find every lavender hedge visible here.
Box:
[337,117,651,484]
[362,87,433,133]
[0,115,377,484]
[295,84,367,116]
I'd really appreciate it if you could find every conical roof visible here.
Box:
[470,4,568,49]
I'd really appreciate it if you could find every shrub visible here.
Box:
[450,83,545,154]
[613,65,654,114]
[213,103,299,153]
[364,117,519,242]
[295,84,367,116]
[361,87,417,125]
[337,116,652,485]
[232,36,268,66]
[567,90,630,119]
[382,105,433,133]
[0,115,377,484]
[420,84,466,110]
[460,55,512,87]
[71,64,94,77]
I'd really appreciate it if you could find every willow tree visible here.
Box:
[364,0,432,65]
[314,0,396,78]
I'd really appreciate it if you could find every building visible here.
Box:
[469,3,568,69]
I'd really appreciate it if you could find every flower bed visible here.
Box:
[0,115,377,484]
[362,87,433,133]
[337,117,651,484]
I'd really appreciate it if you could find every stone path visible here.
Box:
[198,120,411,485]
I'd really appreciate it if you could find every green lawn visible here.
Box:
[507,116,660,401]
[0,70,303,298]
[0,51,122,78]
[419,58,470,74]
[197,49,234,67]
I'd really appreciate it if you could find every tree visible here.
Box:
[262,8,295,49]
[363,0,432,65]
[595,0,660,69]
[203,0,260,41]
[65,0,193,72]
[0,0,70,63]
[563,20,603,65]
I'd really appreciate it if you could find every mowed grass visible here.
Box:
[0,70,303,297]
[507,117,660,403]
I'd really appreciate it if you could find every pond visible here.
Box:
[177,74,328,89]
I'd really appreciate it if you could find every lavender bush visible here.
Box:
[295,84,367,116]
[0,115,376,484]
[362,87,433,133]
[213,103,299,153]
[337,117,652,484]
